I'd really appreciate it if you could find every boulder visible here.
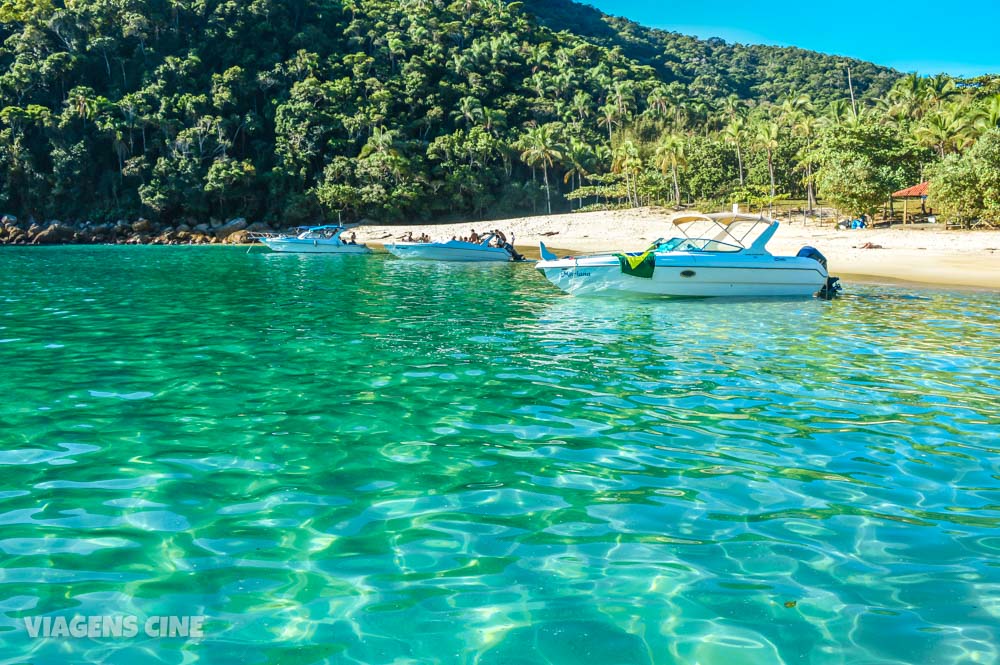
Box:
[223,229,251,244]
[193,223,211,233]
[1,214,17,226]
[176,223,191,232]
[31,223,76,245]
[209,218,223,229]
[215,217,248,240]
[247,221,272,232]
[132,218,154,233]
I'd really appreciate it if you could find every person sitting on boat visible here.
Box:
[469,229,480,243]
[348,232,357,244]
[403,231,414,242]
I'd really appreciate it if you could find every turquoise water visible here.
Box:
[1,246,998,664]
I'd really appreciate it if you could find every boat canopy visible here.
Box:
[294,225,345,231]
[666,212,778,254]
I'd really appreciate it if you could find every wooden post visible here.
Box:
[903,198,908,225]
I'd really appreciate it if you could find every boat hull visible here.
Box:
[536,254,828,297]
[386,242,512,262]
[261,238,372,254]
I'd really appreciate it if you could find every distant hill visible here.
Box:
[522,0,900,104]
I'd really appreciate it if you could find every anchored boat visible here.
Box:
[252,225,372,254]
[387,233,522,262]
[535,212,840,298]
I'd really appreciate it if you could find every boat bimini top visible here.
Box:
[665,212,779,255]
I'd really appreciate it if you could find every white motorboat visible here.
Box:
[386,233,522,262]
[253,225,372,254]
[535,212,840,298]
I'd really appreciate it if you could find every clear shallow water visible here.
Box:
[0,246,998,664]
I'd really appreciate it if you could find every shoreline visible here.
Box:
[355,208,1000,291]
[4,208,999,290]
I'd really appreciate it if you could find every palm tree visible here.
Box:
[723,117,746,186]
[885,72,925,122]
[598,102,620,144]
[67,86,98,128]
[654,133,687,207]
[721,94,743,120]
[914,102,974,157]
[820,100,851,129]
[571,90,592,124]
[611,140,642,208]
[792,114,819,213]
[518,124,563,215]
[753,120,781,205]
[455,96,483,127]
[646,85,670,121]
[922,74,957,107]
[362,126,397,157]
[562,138,592,210]
[975,93,1000,134]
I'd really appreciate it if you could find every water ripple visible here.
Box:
[0,248,997,663]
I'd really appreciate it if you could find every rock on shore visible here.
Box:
[0,215,278,246]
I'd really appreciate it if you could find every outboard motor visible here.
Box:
[817,276,842,300]
[796,245,827,270]
[797,246,841,299]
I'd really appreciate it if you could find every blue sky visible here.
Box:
[582,0,1000,77]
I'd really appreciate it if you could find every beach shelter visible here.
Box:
[891,182,929,224]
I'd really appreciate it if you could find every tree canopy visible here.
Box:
[0,0,997,226]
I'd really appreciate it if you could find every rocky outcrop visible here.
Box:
[31,223,76,245]
[0,216,275,245]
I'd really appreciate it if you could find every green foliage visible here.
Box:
[0,0,995,225]
[813,120,926,216]
[928,129,1000,223]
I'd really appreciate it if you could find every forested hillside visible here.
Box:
[526,0,898,104]
[0,0,997,229]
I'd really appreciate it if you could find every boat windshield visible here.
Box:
[656,237,743,253]
[298,228,341,239]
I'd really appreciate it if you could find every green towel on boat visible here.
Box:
[616,250,655,278]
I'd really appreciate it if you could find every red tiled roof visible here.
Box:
[892,182,929,198]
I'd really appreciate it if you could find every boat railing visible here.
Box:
[246,231,285,241]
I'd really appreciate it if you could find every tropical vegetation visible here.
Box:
[0,0,998,226]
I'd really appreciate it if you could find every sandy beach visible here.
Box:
[355,208,1000,290]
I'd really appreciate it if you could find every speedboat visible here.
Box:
[387,233,521,262]
[253,225,371,254]
[535,212,840,298]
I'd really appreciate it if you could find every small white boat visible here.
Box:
[535,212,840,298]
[386,233,521,262]
[254,225,372,254]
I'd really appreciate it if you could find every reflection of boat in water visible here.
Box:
[387,233,522,262]
[536,212,840,298]
[252,225,372,254]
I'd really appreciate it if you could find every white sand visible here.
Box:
[355,208,1000,290]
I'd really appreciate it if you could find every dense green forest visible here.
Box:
[0,0,998,227]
